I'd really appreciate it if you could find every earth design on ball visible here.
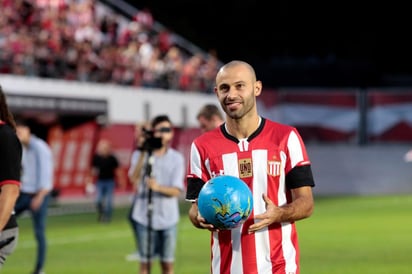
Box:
[198,175,253,230]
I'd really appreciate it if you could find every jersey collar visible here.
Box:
[220,117,266,143]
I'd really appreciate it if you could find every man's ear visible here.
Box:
[255,81,262,96]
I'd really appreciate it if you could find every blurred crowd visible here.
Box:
[0,0,219,93]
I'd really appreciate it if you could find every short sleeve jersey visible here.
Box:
[185,118,315,274]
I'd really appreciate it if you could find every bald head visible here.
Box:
[213,60,262,122]
[96,139,112,156]
[216,60,257,84]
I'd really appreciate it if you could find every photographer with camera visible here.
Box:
[126,115,185,274]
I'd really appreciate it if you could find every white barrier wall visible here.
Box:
[0,75,218,127]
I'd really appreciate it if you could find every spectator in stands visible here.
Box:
[196,103,224,133]
[0,86,21,269]
[200,51,220,93]
[133,7,154,31]
[179,54,204,92]
[88,138,127,223]
[15,118,54,274]
[157,27,174,54]
[162,46,184,90]
[127,115,185,274]
[99,13,119,45]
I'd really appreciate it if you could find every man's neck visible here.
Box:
[225,115,261,139]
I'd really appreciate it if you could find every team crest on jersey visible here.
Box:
[267,160,281,177]
[238,158,253,178]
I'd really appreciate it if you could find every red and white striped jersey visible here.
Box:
[186,118,314,274]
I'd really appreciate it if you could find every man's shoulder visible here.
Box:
[168,147,184,158]
[194,126,222,142]
[166,148,185,164]
[263,118,296,133]
[30,135,52,152]
[0,124,18,140]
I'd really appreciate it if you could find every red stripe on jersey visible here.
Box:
[218,230,232,274]
[241,222,258,271]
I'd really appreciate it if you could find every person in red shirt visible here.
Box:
[0,86,21,269]
[186,60,315,274]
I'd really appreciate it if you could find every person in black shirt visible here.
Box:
[0,86,22,269]
[88,138,126,223]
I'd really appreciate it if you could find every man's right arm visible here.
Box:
[128,151,146,188]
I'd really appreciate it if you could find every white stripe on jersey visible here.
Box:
[222,152,239,177]
[280,150,298,272]
[212,232,221,273]
[252,149,272,273]
[220,153,243,274]
[282,222,297,273]
[205,158,211,178]
[288,131,305,168]
[281,148,297,272]
[279,151,287,206]
[230,227,243,273]
[190,142,202,177]
[251,149,268,215]
[238,138,249,151]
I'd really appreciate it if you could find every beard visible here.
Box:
[223,97,255,120]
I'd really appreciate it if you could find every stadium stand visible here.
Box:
[0,0,220,93]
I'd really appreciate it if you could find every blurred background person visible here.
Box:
[196,104,224,133]
[15,119,53,274]
[404,149,412,162]
[0,86,22,269]
[127,115,185,274]
[88,138,127,223]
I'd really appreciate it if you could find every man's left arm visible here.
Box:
[280,186,314,221]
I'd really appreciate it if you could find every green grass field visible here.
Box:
[4,194,412,274]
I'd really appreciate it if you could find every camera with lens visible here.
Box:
[139,128,162,151]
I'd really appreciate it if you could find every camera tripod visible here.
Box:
[143,148,155,273]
